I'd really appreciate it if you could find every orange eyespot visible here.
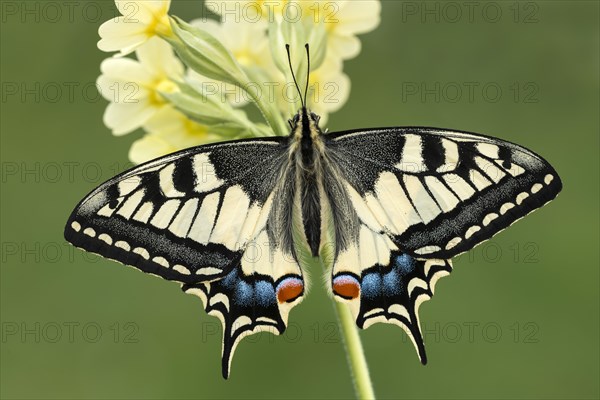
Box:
[276,277,304,303]
[333,275,360,300]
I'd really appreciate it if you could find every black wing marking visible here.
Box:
[326,127,562,259]
[64,137,287,283]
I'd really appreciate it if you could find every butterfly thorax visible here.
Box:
[289,107,325,166]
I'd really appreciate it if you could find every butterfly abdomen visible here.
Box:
[298,167,321,257]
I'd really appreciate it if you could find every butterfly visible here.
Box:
[64,45,562,378]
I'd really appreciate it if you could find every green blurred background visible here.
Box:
[1,1,598,399]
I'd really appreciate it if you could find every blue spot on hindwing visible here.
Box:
[221,268,238,289]
[383,267,401,296]
[255,280,276,307]
[234,280,253,306]
[361,273,382,299]
[359,253,416,299]
[395,253,416,274]
[219,268,276,307]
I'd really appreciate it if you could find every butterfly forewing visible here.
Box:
[326,127,562,259]
[66,138,286,280]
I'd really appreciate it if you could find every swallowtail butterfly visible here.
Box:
[65,45,562,378]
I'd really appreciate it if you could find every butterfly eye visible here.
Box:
[332,274,360,300]
[289,115,299,128]
[276,276,304,303]
[311,113,320,124]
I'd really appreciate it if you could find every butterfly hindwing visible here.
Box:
[327,127,562,259]
[183,229,305,378]
[331,242,451,363]
[354,256,452,364]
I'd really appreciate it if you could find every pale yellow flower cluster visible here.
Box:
[96,0,381,164]
[203,0,380,123]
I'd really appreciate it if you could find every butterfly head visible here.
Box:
[289,107,322,133]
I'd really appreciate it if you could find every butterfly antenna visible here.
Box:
[285,44,305,108]
[304,43,310,107]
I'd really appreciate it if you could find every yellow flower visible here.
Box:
[98,0,173,56]
[96,37,183,135]
[129,108,219,164]
[98,0,382,162]
[191,18,270,69]
[204,0,289,24]
[311,0,381,61]
[206,0,380,62]
[187,17,277,107]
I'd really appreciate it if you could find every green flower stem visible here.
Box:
[333,300,376,400]
[315,256,375,400]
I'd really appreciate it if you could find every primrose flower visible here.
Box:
[264,0,382,63]
[204,0,287,24]
[98,0,173,56]
[315,0,382,61]
[190,18,270,69]
[129,108,219,164]
[206,0,381,62]
[96,38,183,136]
[95,0,382,164]
[187,18,274,107]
